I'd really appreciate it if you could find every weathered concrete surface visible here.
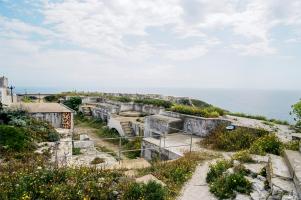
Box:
[144,114,183,137]
[244,163,266,175]
[270,154,292,180]
[177,161,217,200]
[284,150,301,198]
[142,133,201,161]
[73,140,94,149]
[136,174,166,186]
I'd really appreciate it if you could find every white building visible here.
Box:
[0,76,17,106]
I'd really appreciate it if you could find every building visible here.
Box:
[11,103,75,130]
[0,76,17,105]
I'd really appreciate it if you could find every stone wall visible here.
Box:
[161,111,231,137]
[142,140,182,161]
[144,115,183,137]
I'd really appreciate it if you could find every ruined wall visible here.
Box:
[119,102,163,115]
[142,140,182,161]
[161,111,231,137]
[144,115,183,137]
[30,112,74,129]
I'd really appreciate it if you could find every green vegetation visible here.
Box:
[249,134,283,155]
[232,150,254,163]
[75,115,142,159]
[291,99,301,128]
[202,125,299,156]
[134,98,173,108]
[209,172,252,199]
[201,126,268,151]
[72,147,81,155]
[0,109,59,156]
[206,160,252,199]
[90,157,105,165]
[169,104,223,118]
[44,95,60,102]
[229,112,289,125]
[108,96,132,103]
[139,152,219,199]
[191,99,211,108]
[63,96,82,111]
[124,181,166,200]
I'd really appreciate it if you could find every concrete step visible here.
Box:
[284,150,301,198]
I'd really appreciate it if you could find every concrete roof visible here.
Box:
[11,103,75,113]
[148,114,182,123]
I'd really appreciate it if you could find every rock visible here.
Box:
[80,134,90,141]
[250,190,269,200]
[112,190,119,196]
[281,195,298,200]
[73,140,94,149]
[244,163,266,175]
[235,193,251,200]
[271,178,296,196]
[257,175,266,182]
[135,174,166,186]
[269,154,291,180]
[252,155,269,163]
[233,160,240,167]
[225,168,234,174]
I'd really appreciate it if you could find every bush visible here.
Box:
[124,181,166,200]
[232,150,254,163]
[72,147,81,155]
[44,95,59,102]
[63,96,82,111]
[0,125,32,152]
[249,134,283,155]
[134,98,173,108]
[284,140,300,151]
[109,96,132,103]
[201,126,268,151]
[124,137,142,159]
[206,159,233,183]
[209,172,252,199]
[169,104,222,118]
[90,157,105,165]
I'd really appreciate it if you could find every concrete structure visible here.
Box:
[0,76,17,105]
[11,103,75,130]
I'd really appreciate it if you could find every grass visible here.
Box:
[168,104,223,118]
[72,147,81,155]
[201,126,268,151]
[138,152,220,199]
[96,146,119,160]
[134,98,173,108]
[229,112,289,125]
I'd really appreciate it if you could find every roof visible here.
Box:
[11,103,75,113]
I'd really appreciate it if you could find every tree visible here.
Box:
[291,99,301,128]
[63,97,82,111]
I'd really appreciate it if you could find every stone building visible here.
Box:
[0,76,17,105]
[12,103,75,130]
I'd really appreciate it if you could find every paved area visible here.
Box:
[144,133,202,156]
[177,160,217,200]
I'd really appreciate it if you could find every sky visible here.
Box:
[0,0,301,91]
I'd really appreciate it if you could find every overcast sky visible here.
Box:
[0,0,301,90]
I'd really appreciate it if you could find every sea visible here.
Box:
[15,87,301,124]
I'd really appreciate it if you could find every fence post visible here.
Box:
[119,137,121,164]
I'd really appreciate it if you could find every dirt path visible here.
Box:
[74,125,127,159]
[177,160,217,200]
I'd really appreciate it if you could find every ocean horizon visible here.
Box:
[15,87,301,123]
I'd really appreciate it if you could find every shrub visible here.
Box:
[284,140,300,151]
[206,159,233,183]
[124,137,142,159]
[110,96,132,103]
[232,150,254,163]
[169,104,222,118]
[124,181,166,200]
[0,125,32,152]
[44,95,59,102]
[209,172,252,199]
[63,96,82,111]
[249,134,283,155]
[201,126,268,151]
[72,147,81,155]
[90,157,105,165]
[134,98,173,108]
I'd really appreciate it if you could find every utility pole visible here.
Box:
[7,86,15,103]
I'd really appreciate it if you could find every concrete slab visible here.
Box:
[284,150,301,198]
[270,154,292,180]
